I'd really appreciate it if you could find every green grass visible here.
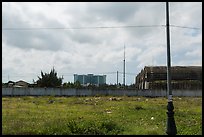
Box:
[2,96,202,135]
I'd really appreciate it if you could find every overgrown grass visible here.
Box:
[2,96,202,135]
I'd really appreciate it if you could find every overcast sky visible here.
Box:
[2,2,202,85]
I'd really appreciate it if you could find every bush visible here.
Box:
[66,119,123,135]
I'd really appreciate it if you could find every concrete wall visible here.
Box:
[1,88,202,97]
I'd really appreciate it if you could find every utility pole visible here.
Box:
[117,71,118,86]
[123,44,125,87]
[166,2,177,135]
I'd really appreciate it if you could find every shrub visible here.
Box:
[66,119,123,135]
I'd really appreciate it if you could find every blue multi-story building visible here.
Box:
[74,74,106,86]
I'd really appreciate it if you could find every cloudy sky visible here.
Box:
[2,2,202,85]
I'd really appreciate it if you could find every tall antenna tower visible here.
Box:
[123,44,125,86]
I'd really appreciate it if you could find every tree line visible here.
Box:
[2,68,136,90]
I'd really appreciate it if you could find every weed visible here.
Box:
[66,119,123,135]
[134,105,144,110]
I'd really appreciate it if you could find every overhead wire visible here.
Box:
[2,24,201,30]
[2,25,164,30]
[169,25,201,30]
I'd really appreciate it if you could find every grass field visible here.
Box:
[2,96,202,135]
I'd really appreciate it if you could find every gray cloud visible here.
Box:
[3,3,66,51]
[86,2,140,22]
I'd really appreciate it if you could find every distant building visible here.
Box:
[8,81,15,87]
[74,74,106,86]
[135,66,202,90]
[14,80,29,88]
[2,80,30,88]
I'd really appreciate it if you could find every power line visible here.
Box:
[2,25,164,30]
[2,24,201,31]
[117,72,137,75]
[170,25,201,30]
[2,25,201,31]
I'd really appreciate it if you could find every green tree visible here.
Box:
[63,82,75,88]
[37,68,63,87]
